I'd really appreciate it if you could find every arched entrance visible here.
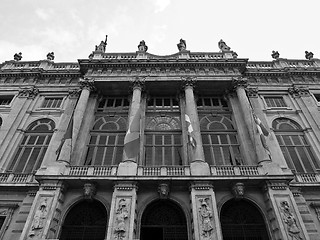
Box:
[140,199,188,240]
[60,200,107,240]
[220,199,269,240]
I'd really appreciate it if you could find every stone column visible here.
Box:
[19,180,65,240]
[71,78,95,152]
[118,78,144,176]
[106,182,138,240]
[182,77,210,175]
[233,78,271,164]
[263,181,310,240]
[190,182,222,240]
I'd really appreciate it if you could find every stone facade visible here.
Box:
[0,41,320,240]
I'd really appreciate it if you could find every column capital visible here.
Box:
[246,87,259,97]
[68,88,81,98]
[288,85,310,97]
[18,86,39,99]
[181,76,197,90]
[79,77,96,91]
[232,77,248,90]
[130,76,145,91]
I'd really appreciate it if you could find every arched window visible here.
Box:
[273,118,319,172]
[144,97,183,166]
[60,200,107,240]
[8,118,55,173]
[200,114,241,165]
[140,200,188,240]
[220,199,269,240]
[85,115,127,166]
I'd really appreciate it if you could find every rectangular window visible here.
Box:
[97,97,129,112]
[264,96,286,108]
[147,97,179,111]
[41,97,63,108]
[197,97,228,109]
[0,96,14,106]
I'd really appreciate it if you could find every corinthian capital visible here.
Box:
[288,85,310,97]
[232,77,248,90]
[181,76,197,90]
[18,86,39,99]
[130,76,146,91]
[79,78,96,91]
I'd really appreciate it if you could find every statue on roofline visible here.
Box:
[218,39,231,52]
[95,35,108,52]
[177,38,186,51]
[138,40,148,52]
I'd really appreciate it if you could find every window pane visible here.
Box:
[287,147,304,172]
[155,147,162,165]
[164,147,172,165]
[24,148,41,173]
[105,147,114,165]
[145,147,153,166]
[213,147,223,165]
[114,147,123,165]
[94,147,105,165]
[15,148,32,172]
[203,146,212,165]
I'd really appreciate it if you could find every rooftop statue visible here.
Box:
[14,52,22,61]
[218,39,231,52]
[177,38,186,51]
[271,50,280,60]
[138,40,148,52]
[46,52,55,61]
[95,35,108,52]
[305,51,314,60]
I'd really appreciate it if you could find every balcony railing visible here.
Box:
[294,173,320,183]
[211,165,263,176]
[66,166,117,176]
[0,173,35,183]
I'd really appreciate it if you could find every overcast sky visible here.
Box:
[0,0,319,63]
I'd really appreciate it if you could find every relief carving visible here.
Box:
[199,198,214,239]
[18,86,39,99]
[83,182,96,200]
[114,198,129,240]
[280,201,302,240]
[232,182,245,199]
[29,198,49,238]
[158,183,169,199]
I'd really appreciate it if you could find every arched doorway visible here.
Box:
[220,199,269,240]
[60,200,107,240]
[140,199,188,240]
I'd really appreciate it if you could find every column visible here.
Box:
[190,182,222,240]
[118,78,144,175]
[72,78,95,151]
[263,181,310,240]
[233,78,271,164]
[19,180,65,240]
[182,77,210,175]
[106,182,138,240]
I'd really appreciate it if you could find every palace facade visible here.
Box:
[0,39,320,240]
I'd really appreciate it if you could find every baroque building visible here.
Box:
[0,38,320,240]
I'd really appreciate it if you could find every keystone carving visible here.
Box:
[83,182,96,200]
[158,183,169,199]
[232,182,245,199]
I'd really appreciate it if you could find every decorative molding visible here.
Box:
[190,183,213,191]
[232,77,248,90]
[280,200,303,239]
[18,86,39,99]
[114,182,138,192]
[130,77,145,91]
[246,87,258,97]
[264,181,289,191]
[288,85,310,97]
[181,76,197,90]
[27,190,37,197]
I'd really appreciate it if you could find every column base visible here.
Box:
[190,160,210,175]
[117,161,138,176]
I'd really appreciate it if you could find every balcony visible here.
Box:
[0,173,35,184]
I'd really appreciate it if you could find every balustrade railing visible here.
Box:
[294,173,320,183]
[0,173,34,183]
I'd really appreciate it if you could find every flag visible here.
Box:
[253,113,270,154]
[185,114,197,148]
[56,114,73,162]
[124,108,141,159]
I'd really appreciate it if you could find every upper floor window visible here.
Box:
[97,97,129,112]
[200,114,241,165]
[273,118,319,173]
[144,97,182,166]
[85,116,127,166]
[41,97,63,108]
[8,119,55,173]
[0,95,14,106]
[197,97,228,109]
[264,96,286,108]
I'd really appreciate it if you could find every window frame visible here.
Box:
[37,95,66,110]
[0,94,15,108]
[262,95,290,110]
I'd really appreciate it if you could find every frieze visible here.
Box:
[114,183,138,191]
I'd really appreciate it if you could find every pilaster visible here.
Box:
[106,182,138,240]
[19,180,65,240]
[190,182,222,240]
[263,181,310,240]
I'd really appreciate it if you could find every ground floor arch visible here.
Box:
[220,199,270,240]
[60,199,107,240]
[140,199,188,240]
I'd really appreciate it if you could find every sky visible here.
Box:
[0,0,319,63]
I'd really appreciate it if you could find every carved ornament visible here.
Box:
[232,182,245,199]
[46,52,55,61]
[181,76,197,90]
[288,85,310,97]
[14,52,22,61]
[130,77,145,91]
[280,200,303,239]
[198,197,214,239]
[310,202,320,222]
[18,86,39,99]
[114,198,129,240]
[28,197,50,238]
[138,40,148,52]
[158,183,169,199]
[83,182,97,200]
[271,50,280,60]
[232,77,248,89]
[305,51,314,60]
[218,39,231,52]
[68,88,81,98]
[177,39,186,51]
[246,87,258,97]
